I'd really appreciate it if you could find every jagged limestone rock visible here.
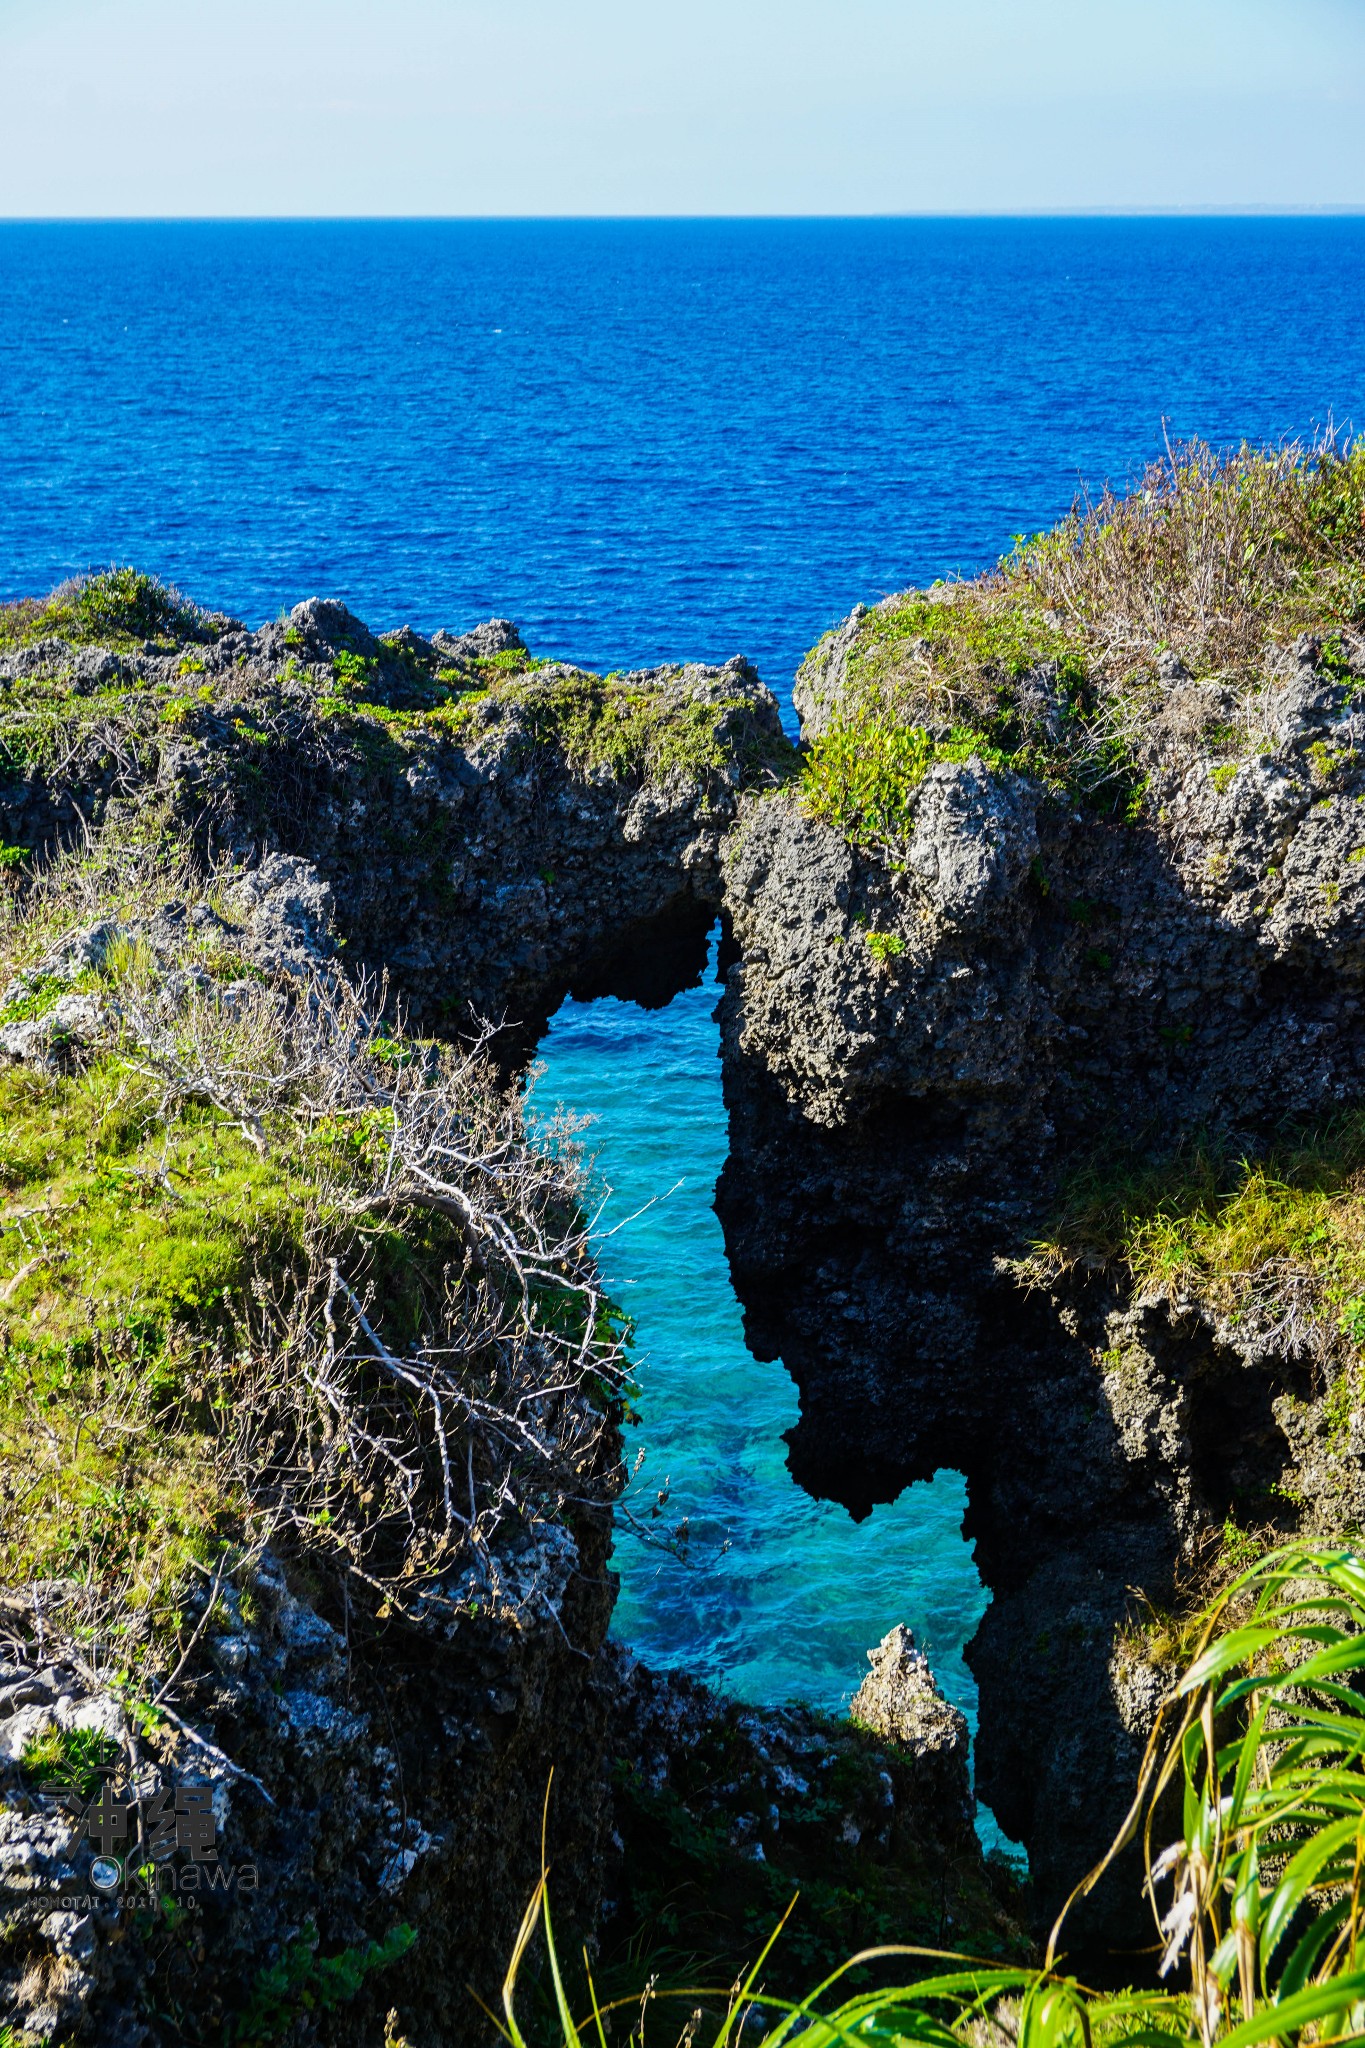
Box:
[850,1625,973,1830]
[851,1625,967,1758]
[718,599,1365,1952]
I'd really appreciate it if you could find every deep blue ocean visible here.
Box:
[3,219,1364,1835]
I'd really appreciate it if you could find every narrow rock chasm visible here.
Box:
[530,917,1008,1830]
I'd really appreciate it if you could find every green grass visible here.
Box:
[1030,1113,1365,1347]
[843,590,1088,699]
[0,1055,322,1620]
[20,1724,121,1797]
[0,833,630,1676]
[0,894,444,1636]
[323,664,788,789]
[0,674,151,772]
[800,437,1365,852]
[0,1027,498,1626]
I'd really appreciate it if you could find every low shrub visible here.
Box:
[0,567,204,651]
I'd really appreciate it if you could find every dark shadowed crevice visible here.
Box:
[566,895,716,1010]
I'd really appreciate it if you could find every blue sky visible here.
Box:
[2,0,1363,215]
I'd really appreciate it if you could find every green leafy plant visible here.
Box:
[233,1921,415,2044]
[801,718,1007,846]
[20,1724,120,1798]
[0,568,200,651]
[331,648,378,691]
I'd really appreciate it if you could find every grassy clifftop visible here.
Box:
[0,575,793,828]
[0,832,625,1683]
[798,436,1365,847]
[0,577,795,1041]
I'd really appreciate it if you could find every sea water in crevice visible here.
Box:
[529,927,1018,1854]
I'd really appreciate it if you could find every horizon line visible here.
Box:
[2,206,1365,226]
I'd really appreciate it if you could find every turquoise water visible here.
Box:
[530,932,989,1721]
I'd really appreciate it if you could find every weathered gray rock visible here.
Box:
[851,1625,969,1761]
[223,851,337,975]
[0,1521,619,2048]
[792,601,869,738]
[0,990,111,1067]
[905,761,1039,928]
[431,618,524,661]
[850,1625,972,1828]
[717,612,1365,1954]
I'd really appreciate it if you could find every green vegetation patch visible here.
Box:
[0,673,162,775]
[801,437,1365,850]
[0,568,210,653]
[233,1921,416,2045]
[330,665,789,790]
[802,709,1012,845]
[0,1052,345,1624]
[19,1725,121,1799]
[462,670,746,782]
[1030,1110,1365,1352]
[845,588,1088,699]
[0,836,627,1683]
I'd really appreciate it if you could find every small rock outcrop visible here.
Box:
[850,1627,970,1800]
[605,1645,1019,2002]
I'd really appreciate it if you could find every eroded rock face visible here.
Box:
[0,1538,618,2048]
[717,627,1365,1953]
[0,601,791,1053]
[906,763,1039,931]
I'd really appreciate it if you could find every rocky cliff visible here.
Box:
[0,574,1010,2045]
[716,440,1365,1955]
[0,842,628,2043]
[10,439,1361,2019]
[0,581,793,1055]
